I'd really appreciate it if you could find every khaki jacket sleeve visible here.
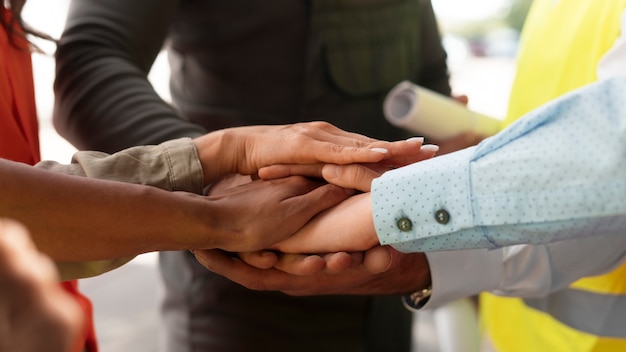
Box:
[35,137,204,279]
[37,137,204,193]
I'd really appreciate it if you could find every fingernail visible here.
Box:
[261,251,275,257]
[421,144,440,152]
[324,164,340,178]
[370,147,388,154]
[406,137,424,143]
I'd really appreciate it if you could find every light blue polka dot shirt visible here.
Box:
[372,76,626,253]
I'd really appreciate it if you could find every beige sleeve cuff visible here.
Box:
[36,138,205,194]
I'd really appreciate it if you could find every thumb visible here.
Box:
[363,246,392,273]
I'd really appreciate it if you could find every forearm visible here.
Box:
[54,0,204,152]
[33,138,204,279]
[1,159,213,262]
[373,76,626,252]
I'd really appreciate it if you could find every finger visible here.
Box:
[194,249,261,280]
[453,95,469,105]
[193,249,274,290]
[279,123,391,165]
[273,253,326,276]
[373,137,423,160]
[363,246,393,274]
[322,164,380,192]
[297,121,380,146]
[206,174,253,196]
[376,140,440,168]
[323,252,358,274]
[269,175,327,197]
[258,164,324,180]
[307,142,389,165]
[282,183,354,222]
[238,251,278,269]
[194,249,306,292]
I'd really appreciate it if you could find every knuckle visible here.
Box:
[329,143,345,155]
[309,121,330,129]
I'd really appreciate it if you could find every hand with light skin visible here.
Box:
[0,218,84,352]
[192,121,427,185]
[212,142,438,265]
[198,138,438,256]
[256,136,437,182]
[192,154,434,297]
[270,157,432,255]
[247,162,403,277]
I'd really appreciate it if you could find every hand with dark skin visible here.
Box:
[202,175,356,253]
[200,139,438,257]
[1,122,430,262]
[193,246,431,297]
[0,219,83,352]
[0,159,352,260]
[193,150,434,297]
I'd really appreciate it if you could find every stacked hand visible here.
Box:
[193,121,417,185]
[189,122,438,254]
[191,127,436,296]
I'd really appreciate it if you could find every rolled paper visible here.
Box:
[383,80,501,140]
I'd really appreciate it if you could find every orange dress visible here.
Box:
[0,5,97,352]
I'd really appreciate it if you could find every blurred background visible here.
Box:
[23,0,531,350]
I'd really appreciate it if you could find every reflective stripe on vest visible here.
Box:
[481,0,626,351]
[524,288,626,338]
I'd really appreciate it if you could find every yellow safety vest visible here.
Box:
[481,0,626,351]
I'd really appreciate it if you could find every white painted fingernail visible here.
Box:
[406,137,424,143]
[421,144,440,152]
[370,147,388,154]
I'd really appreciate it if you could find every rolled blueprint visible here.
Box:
[383,80,501,140]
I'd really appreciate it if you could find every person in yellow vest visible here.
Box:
[481,1,626,351]
[194,1,626,350]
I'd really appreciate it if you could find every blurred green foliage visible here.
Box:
[506,0,534,31]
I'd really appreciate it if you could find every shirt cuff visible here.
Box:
[159,138,204,194]
[372,147,494,252]
[419,248,503,309]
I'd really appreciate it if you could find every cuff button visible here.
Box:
[435,209,450,224]
[397,217,413,232]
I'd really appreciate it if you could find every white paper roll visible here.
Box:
[383,80,501,140]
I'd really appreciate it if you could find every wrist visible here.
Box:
[193,131,228,185]
[402,252,432,310]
